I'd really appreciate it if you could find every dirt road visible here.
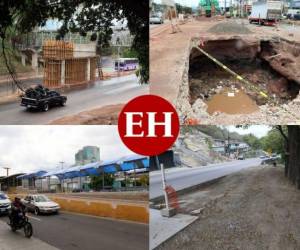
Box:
[157,165,300,250]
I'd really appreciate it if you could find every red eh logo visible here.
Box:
[118,95,180,156]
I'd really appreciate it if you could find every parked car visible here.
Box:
[150,15,163,24]
[260,155,268,159]
[0,192,11,215]
[21,85,67,112]
[238,154,245,160]
[22,195,60,215]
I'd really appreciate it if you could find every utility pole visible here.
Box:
[59,161,65,170]
[2,167,10,177]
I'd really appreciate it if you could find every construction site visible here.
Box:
[0,33,146,125]
[150,0,300,124]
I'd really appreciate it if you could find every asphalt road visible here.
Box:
[0,74,148,124]
[0,212,148,250]
[150,158,262,199]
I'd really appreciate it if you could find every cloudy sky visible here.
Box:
[0,126,133,176]
[227,125,271,138]
[154,0,199,7]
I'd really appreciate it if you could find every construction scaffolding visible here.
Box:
[43,40,98,88]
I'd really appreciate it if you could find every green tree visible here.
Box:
[260,128,285,157]
[89,174,114,190]
[243,134,261,150]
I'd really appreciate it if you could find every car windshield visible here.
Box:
[34,195,50,202]
[0,194,7,200]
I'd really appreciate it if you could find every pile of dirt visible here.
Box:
[49,103,123,125]
[208,21,253,34]
[158,166,300,250]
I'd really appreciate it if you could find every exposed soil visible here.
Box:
[208,21,253,34]
[157,166,300,250]
[48,103,123,125]
[189,37,300,115]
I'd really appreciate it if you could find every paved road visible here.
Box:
[0,212,148,250]
[150,158,262,199]
[0,75,148,124]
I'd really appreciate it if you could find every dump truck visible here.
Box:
[249,0,282,25]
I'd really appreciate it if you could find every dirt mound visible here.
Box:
[49,104,123,125]
[208,21,252,35]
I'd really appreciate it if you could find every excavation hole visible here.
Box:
[188,39,300,115]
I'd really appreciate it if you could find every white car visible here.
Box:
[22,195,60,215]
[150,15,163,24]
[0,192,11,214]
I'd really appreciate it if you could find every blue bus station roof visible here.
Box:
[19,154,149,180]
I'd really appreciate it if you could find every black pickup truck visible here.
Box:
[21,85,67,112]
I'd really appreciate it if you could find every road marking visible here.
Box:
[27,215,42,221]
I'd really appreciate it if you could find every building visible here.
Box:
[17,154,149,193]
[75,146,100,166]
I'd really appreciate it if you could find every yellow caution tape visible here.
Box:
[259,91,268,98]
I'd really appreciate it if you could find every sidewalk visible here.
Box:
[150,209,197,249]
[0,220,58,250]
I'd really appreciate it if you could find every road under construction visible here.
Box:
[150,18,300,124]
[0,40,147,124]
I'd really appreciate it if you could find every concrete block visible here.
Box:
[161,207,177,217]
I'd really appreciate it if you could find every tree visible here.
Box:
[89,174,114,190]
[268,126,300,189]
[286,126,300,188]
[0,0,148,84]
[243,134,261,150]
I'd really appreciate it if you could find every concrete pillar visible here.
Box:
[31,51,38,70]
[86,58,91,81]
[21,53,26,66]
[61,60,65,85]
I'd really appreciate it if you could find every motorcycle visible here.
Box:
[8,210,33,238]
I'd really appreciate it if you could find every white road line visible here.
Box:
[27,215,42,221]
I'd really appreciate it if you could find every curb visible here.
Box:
[150,176,226,205]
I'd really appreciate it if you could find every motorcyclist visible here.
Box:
[9,197,26,226]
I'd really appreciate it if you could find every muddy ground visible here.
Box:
[150,19,300,124]
[157,165,300,250]
[49,103,123,124]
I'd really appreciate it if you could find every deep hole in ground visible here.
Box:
[189,38,300,115]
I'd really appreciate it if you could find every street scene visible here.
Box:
[0,126,149,250]
[150,125,300,249]
[150,0,300,124]
[0,1,148,125]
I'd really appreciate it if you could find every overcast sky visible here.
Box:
[0,126,133,176]
[227,125,271,138]
[154,0,199,7]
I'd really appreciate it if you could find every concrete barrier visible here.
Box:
[8,194,148,224]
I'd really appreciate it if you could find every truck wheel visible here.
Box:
[43,103,49,112]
